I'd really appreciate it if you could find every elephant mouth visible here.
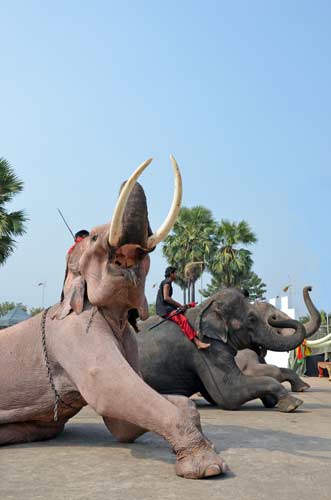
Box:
[108,265,140,287]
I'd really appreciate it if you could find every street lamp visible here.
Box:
[37,282,46,309]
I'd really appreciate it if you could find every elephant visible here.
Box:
[137,287,316,412]
[235,286,321,403]
[0,157,227,479]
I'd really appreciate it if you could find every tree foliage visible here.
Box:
[162,206,218,301]
[0,301,27,316]
[148,303,156,316]
[0,158,27,265]
[162,207,266,301]
[0,302,44,318]
[29,307,44,316]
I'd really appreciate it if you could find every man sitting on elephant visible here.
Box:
[156,266,210,349]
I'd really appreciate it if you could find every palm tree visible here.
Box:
[0,158,27,265]
[205,220,257,289]
[201,219,266,300]
[162,206,217,303]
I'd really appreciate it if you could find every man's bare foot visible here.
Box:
[193,337,210,349]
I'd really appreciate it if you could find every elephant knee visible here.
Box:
[113,433,136,443]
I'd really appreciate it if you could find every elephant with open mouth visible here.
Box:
[0,157,228,479]
[235,286,321,407]
[137,287,318,412]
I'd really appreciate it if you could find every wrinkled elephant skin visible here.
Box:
[138,288,316,412]
[0,159,227,479]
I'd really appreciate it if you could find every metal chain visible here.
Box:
[41,307,60,421]
[41,308,85,421]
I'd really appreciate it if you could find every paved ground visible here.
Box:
[1,377,330,500]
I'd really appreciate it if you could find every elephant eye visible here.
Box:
[248,312,257,324]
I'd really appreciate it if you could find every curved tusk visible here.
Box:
[147,155,182,249]
[108,158,153,246]
[309,340,331,350]
[306,332,331,346]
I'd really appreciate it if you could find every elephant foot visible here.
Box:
[291,381,310,392]
[261,395,278,408]
[277,395,303,413]
[175,446,229,479]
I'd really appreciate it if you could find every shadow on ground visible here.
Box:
[7,420,331,465]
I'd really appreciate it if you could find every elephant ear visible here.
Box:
[53,276,86,320]
[195,299,228,343]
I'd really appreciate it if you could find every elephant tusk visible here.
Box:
[306,332,331,346]
[108,158,153,247]
[308,340,331,350]
[147,155,182,249]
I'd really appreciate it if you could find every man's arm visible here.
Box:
[163,284,183,309]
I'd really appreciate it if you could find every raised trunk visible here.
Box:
[259,317,307,352]
[302,286,321,337]
[119,182,150,247]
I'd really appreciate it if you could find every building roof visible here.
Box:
[0,306,30,327]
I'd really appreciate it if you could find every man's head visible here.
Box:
[165,266,177,280]
[74,229,90,241]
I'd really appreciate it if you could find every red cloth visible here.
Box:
[166,312,197,341]
[67,236,84,255]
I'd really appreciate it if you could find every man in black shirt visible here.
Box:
[156,266,210,349]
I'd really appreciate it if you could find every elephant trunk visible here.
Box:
[108,156,182,249]
[119,182,151,248]
[302,286,321,338]
[260,317,307,352]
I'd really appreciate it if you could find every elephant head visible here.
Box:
[56,156,182,320]
[189,288,308,352]
[251,286,321,352]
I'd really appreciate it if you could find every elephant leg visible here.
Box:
[164,395,202,432]
[102,325,153,443]
[0,421,65,446]
[278,368,310,392]
[105,328,213,446]
[103,395,209,445]
[260,395,278,408]
[164,395,215,450]
[70,342,228,478]
[103,416,146,443]
[244,363,310,393]
[221,374,303,413]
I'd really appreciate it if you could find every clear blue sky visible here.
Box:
[0,1,330,317]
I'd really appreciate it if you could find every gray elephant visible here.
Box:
[0,158,227,479]
[235,286,321,405]
[137,287,318,412]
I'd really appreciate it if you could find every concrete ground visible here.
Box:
[1,377,330,500]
